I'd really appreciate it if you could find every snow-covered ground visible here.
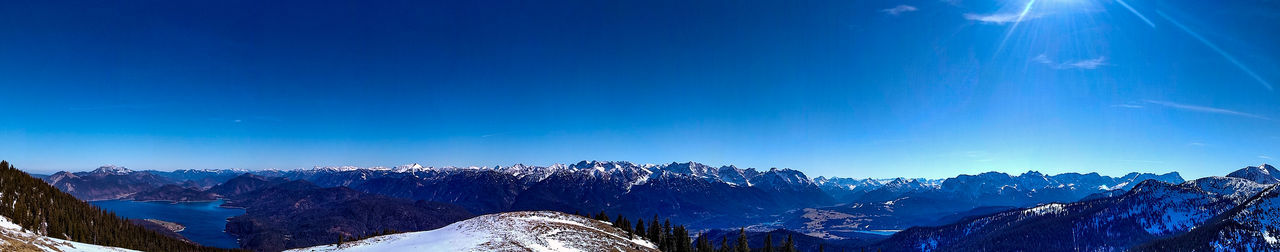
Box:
[287,211,658,252]
[0,216,137,252]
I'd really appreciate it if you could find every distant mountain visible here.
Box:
[148,169,255,189]
[44,165,175,201]
[205,173,289,199]
[1226,163,1280,184]
[789,170,1185,238]
[812,176,884,200]
[341,161,834,229]
[132,184,218,202]
[867,175,1268,251]
[283,211,657,252]
[223,180,473,251]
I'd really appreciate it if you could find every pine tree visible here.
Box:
[719,236,730,252]
[763,233,773,252]
[696,234,715,252]
[735,228,750,252]
[635,218,646,240]
[782,234,794,252]
[649,217,662,244]
[662,220,673,251]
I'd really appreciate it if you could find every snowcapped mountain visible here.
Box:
[285,211,657,252]
[44,166,174,200]
[1137,184,1280,251]
[788,170,1185,239]
[868,175,1270,251]
[91,165,133,175]
[0,216,137,252]
[1227,163,1280,184]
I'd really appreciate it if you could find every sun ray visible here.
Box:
[1116,0,1156,28]
[996,0,1038,55]
[1157,11,1273,91]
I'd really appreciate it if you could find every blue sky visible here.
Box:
[0,0,1276,179]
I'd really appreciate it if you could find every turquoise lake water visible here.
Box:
[90,199,245,249]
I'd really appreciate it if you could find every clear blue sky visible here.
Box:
[0,0,1276,179]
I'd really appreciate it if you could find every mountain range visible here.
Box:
[32,161,1280,251]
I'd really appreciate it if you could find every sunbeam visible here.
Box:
[1157,11,1274,91]
[996,0,1039,55]
[1116,0,1155,28]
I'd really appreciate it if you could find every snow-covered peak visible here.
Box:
[91,165,133,175]
[1227,164,1280,184]
[393,163,428,172]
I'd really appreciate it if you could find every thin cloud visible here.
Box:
[1032,54,1053,64]
[1033,54,1108,69]
[881,5,918,15]
[965,12,1040,24]
[1111,104,1144,109]
[1063,57,1107,69]
[1261,155,1274,160]
[1187,142,1206,147]
[1144,100,1272,120]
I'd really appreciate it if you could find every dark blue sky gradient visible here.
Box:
[1,0,1277,178]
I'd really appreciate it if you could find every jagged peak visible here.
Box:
[92,165,132,174]
[1019,170,1045,177]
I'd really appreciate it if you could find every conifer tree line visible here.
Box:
[582,210,799,252]
[0,160,235,252]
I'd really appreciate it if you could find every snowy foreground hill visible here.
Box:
[286,211,658,252]
[0,216,135,252]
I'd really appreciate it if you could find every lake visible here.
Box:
[90,199,245,249]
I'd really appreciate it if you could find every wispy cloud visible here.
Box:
[1144,100,1272,120]
[1111,103,1144,109]
[965,13,1024,24]
[1187,142,1206,147]
[965,11,1043,25]
[1033,54,1108,69]
[1261,155,1274,160]
[1063,57,1107,69]
[881,5,918,15]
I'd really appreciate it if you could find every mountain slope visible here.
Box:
[867,176,1267,251]
[0,215,137,252]
[223,180,473,251]
[285,211,657,252]
[1135,184,1280,251]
